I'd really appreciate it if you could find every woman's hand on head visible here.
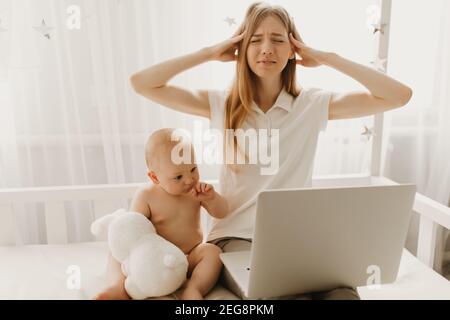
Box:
[206,31,246,62]
[289,33,332,67]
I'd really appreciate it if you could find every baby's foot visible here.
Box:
[94,283,131,300]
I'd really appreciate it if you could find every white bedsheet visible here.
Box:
[358,249,450,299]
[0,242,448,300]
[0,242,237,300]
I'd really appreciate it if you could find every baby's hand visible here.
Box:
[189,182,216,202]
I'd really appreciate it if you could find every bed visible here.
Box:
[1,175,449,300]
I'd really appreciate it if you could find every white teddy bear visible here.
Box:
[90,209,188,299]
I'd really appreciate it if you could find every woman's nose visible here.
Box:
[262,42,274,55]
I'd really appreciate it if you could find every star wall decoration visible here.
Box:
[361,126,375,141]
[224,17,236,27]
[33,19,53,39]
[370,56,388,72]
[371,22,387,35]
[365,4,381,30]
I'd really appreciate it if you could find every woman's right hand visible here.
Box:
[206,32,246,62]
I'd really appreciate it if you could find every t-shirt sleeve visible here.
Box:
[309,88,334,132]
[207,90,228,131]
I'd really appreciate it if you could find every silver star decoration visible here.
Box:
[361,126,375,141]
[224,17,236,27]
[33,19,53,39]
[366,5,381,30]
[370,56,388,72]
[0,19,7,33]
[371,22,387,34]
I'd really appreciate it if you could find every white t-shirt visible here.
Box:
[207,87,333,242]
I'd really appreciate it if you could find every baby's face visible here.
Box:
[150,152,200,196]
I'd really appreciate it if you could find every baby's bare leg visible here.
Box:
[94,252,130,300]
[179,243,223,300]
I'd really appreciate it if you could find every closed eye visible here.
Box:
[250,39,284,43]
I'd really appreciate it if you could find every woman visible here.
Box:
[122,2,412,300]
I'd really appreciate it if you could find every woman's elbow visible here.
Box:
[130,73,143,93]
[398,87,413,107]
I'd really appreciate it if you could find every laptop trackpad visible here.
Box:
[220,251,251,294]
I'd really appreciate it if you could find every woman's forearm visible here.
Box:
[323,53,412,105]
[130,48,212,90]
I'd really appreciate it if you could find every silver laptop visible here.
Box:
[220,184,417,299]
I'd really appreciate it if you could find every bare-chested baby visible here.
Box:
[95,128,229,300]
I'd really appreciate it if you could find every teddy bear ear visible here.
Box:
[90,209,125,239]
[90,215,102,236]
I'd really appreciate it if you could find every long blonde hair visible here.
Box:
[224,2,302,167]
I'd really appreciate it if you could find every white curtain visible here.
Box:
[382,0,450,277]
[1,0,401,245]
[0,0,215,244]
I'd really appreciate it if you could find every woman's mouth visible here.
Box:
[258,60,276,66]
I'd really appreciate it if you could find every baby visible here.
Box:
[95,128,228,300]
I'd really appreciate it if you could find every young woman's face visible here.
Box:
[246,15,294,79]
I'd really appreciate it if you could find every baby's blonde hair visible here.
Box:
[145,128,193,171]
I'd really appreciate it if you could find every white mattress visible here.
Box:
[358,249,450,299]
[0,242,238,300]
[0,242,448,300]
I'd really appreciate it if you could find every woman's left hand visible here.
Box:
[289,33,332,67]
